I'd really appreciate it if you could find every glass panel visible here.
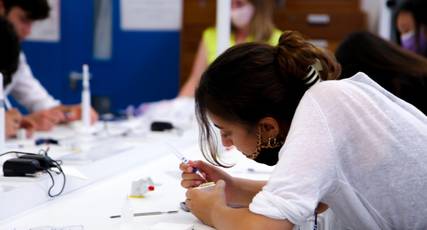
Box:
[93,0,113,60]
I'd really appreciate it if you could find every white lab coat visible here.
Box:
[5,52,60,112]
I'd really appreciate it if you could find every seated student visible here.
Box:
[0,16,33,138]
[335,31,427,115]
[0,0,98,131]
[179,31,427,229]
[179,0,281,97]
[394,0,427,57]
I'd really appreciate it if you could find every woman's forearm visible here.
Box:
[226,178,266,207]
[211,205,294,230]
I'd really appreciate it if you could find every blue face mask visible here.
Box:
[401,30,427,55]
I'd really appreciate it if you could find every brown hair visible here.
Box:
[195,31,341,166]
[336,31,427,114]
[250,0,275,42]
[3,0,50,20]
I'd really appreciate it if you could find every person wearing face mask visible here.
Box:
[335,31,427,115]
[179,0,281,97]
[395,0,427,57]
[179,31,427,229]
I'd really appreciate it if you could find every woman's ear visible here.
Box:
[257,117,280,138]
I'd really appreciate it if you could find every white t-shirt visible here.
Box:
[249,73,427,229]
[4,52,60,112]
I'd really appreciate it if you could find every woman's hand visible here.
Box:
[6,109,35,138]
[180,160,232,188]
[59,105,99,123]
[185,180,227,226]
[180,160,264,207]
[24,109,64,131]
[185,180,294,230]
[19,117,35,138]
[5,109,22,138]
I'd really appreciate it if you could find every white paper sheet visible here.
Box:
[26,0,60,42]
[120,0,182,31]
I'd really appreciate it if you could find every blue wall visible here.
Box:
[21,0,180,113]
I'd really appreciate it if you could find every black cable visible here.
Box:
[0,146,51,158]
[1,149,66,197]
[39,146,50,156]
[46,170,56,197]
[56,160,66,193]
[53,160,66,196]
[46,159,66,197]
[0,150,40,158]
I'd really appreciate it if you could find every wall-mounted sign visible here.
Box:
[26,0,60,42]
[120,0,182,31]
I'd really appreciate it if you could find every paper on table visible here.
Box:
[61,166,89,180]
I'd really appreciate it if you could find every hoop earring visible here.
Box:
[261,137,284,149]
[247,127,284,160]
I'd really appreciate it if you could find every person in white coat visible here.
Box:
[0,0,98,131]
[0,16,34,138]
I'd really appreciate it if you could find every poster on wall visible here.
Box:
[120,0,182,31]
[26,0,60,42]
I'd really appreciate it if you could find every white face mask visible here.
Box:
[231,3,254,29]
[400,30,415,41]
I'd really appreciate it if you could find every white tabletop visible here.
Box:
[0,113,336,230]
[0,117,275,230]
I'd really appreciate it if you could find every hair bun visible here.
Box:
[275,31,313,80]
[278,31,307,50]
[275,30,341,81]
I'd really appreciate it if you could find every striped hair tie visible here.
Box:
[302,59,322,88]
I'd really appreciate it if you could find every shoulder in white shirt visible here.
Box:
[249,72,427,229]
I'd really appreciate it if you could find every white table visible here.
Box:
[0,118,336,230]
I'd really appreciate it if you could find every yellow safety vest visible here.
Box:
[202,27,282,64]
